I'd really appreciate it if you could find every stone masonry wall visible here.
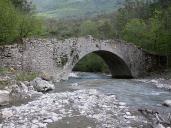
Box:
[0,44,23,69]
[0,37,167,81]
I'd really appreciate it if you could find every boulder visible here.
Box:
[9,82,42,102]
[162,100,171,107]
[0,90,10,106]
[18,82,29,92]
[9,84,27,99]
[10,82,33,97]
[23,81,30,86]
[10,82,29,95]
[41,72,51,81]
[1,109,13,119]
[10,85,20,94]
[30,78,55,92]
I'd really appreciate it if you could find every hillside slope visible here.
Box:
[32,0,124,20]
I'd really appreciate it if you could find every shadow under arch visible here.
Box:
[72,50,133,79]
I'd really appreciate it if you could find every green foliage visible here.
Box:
[45,19,80,39]
[73,53,109,73]
[80,20,98,37]
[17,14,44,38]
[43,0,171,57]
[0,0,19,44]
[1,0,171,72]
[97,19,115,39]
[0,67,10,75]
[44,17,116,40]
[10,0,32,12]
[16,71,38,81]
[116,0,171,56]
[43,0,171,68]
[0,0,44,45]
[123,19,148,47]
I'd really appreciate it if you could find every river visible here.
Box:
[1,72,171,128]
[64,72,171,108]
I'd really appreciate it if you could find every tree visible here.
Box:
[148,10,162,52]
[80,20,98,37]
[18,15,43,38]
[0,0,43,45]
[0,0,19,44]
[10,0,32,13]
[123,18,148,47]
[115,9,129,38]
[97,19,114,39]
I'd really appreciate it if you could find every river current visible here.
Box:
[64,72,171,108]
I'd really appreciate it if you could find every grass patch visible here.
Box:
[16,71,39,82]
[0,67,10,75]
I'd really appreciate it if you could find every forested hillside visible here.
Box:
[32,0,124,19]
[116,0,171,55]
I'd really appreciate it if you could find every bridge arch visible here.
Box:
[0,38,164,81]
[71,50,133,79]
[17,37,163,81]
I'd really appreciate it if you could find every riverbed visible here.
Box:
[0,72,171,128]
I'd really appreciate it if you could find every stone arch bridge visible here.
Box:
[0,37,166,81]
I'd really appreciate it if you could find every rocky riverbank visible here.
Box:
[0,69,171,128]
[135,69,171,90]
[0,89,149,128]
[0,72,55,107]
[131,69,171,128]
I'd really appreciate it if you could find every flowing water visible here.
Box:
[1,72,171,128]
[57,72,171,108]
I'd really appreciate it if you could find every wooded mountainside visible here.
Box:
[32,0,124,20]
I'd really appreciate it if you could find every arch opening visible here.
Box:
[73,53,110,74]
[72,50,133,79]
